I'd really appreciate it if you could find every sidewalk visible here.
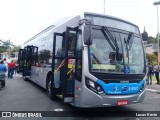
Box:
[146,82,160,94]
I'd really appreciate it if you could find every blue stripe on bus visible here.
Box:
[96,79,145,95]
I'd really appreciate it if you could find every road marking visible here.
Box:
[54,108,63,111]
[146,89,160,94]
[150,96,160,99]
[135,118,140,120]
[146,97,160,99]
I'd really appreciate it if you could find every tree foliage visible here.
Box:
[11,45,21,52]
[146,53,157,64]
[0,40,16,53]
[147,36,156,44]
[0,46,7,53]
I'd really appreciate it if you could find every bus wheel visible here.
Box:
[23,76,28,81]
[2,81,5,87]
[47,77,57,100]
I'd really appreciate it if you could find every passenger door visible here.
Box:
[52,27,78,103]
[23,45,38,80]
[17,49,25,74]
[62,27,78,103]
[52,32,64,95]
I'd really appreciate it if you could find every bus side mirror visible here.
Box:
[84,25,92,45]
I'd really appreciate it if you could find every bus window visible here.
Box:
[68,32,77,57]
[55,36,63,57]
[38,49,51,64]
[121,33,145,74]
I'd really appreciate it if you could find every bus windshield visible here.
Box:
[89,28,145,74]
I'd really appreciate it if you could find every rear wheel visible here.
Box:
[2,81,5,87]
[23,76,28,81]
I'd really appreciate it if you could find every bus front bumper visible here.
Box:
[79,85,146,108]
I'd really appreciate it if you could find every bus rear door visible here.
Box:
[23,45,38,80]
[17,49,25,74]
[52,32,64,99]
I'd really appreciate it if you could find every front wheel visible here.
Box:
[47,76,58,100]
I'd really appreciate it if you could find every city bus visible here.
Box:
[17,12,146,108]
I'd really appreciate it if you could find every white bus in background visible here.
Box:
[17,12,146,108]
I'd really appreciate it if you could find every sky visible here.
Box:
[0,0,159,45]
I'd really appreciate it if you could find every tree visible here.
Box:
[0,40,14,53]
[11,45,21,52]
[9,45,21,55]
[146,53,157,64]
[2,40,14,48]
[0,46,6,53]
[147,36,156,44]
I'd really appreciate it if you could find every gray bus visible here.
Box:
[18,12,146,108]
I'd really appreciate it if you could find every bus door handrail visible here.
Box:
[53,59,75,75]
[53,60,65,74]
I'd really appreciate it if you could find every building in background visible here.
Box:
[0,52,18,62]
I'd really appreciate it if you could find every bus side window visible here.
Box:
[38,49,51,65]
[55,36,63,57]
[75,30,82,82]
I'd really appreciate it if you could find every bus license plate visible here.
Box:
[117,100,128,106]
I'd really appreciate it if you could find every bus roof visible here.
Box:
[23,16,75,45]
[83,12,138,28]
[23,12,139,45]
[24,25,55,44]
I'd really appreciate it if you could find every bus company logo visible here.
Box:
[113,86,118,92]
[2,112,11,117]
[122,86,128,91]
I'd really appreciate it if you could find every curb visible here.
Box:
[146,88,160,94]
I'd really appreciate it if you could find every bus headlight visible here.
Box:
[88,80,95,88]
[96,85,104,94]
[85,78,104,94]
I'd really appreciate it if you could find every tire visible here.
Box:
[2,81,5,87]
[47,76,58,100]
[23,75,28,81]
[24,77,28,81]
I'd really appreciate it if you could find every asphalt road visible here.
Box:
[0,74,160,120]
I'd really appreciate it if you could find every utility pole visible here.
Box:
[104,0,105,14]
[153,1,160,62]
[8,39,10,59]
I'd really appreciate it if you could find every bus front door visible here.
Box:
[62,27,78,103]
[53,27,77,103]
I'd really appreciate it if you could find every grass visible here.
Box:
[152,76,156,81]
[152,75,157,83]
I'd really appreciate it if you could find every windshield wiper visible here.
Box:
[127,32,134,50]
[101,26,119,51]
